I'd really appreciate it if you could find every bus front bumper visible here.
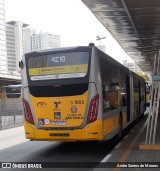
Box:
[24,119,102,142]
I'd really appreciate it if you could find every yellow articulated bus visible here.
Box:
[19,45,146,142]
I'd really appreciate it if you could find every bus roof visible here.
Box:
[24,46,92,56]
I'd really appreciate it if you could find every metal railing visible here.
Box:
[0,98,24,129]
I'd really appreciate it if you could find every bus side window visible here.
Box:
[102,85,109,111]
[120,81,127,106]
[122,96,126,106]
[103,83,120,111]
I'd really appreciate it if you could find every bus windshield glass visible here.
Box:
[27,52,89,81]
[5,85,21,98]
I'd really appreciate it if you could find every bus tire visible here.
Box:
[118,113,123,139]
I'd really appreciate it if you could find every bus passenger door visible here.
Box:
[138,81,141,115]
[126,76,130,122]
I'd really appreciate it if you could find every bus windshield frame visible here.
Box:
[25,47,92,86]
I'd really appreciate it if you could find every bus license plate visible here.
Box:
[53,121,66,126]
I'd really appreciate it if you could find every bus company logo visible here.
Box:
[37,102,47,108]
[2,163,11,168]
[54,101,61,109]
[71,106,77,113]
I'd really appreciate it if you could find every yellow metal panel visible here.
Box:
[103,113,124,138]
[103,117,114,136]
[24,119,102,141]
[122,112,127,125]
[24,121,36,139]
[115,115,119,130]
[81,119,102,140]
[30,91,88,128]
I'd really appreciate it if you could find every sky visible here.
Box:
[4,0,134,63]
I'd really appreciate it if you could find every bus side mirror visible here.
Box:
[19,61,24,69]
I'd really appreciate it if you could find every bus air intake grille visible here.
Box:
[49,133,69,137]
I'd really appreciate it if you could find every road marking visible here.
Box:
[114,142,122,149]
[112,120,147,171]
[101,154,112,163]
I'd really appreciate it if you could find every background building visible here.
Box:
[0,0,7,74]
[22,28,35,55]
[23,28,61,54]
[6,21,28,73]
[6,23,61,73]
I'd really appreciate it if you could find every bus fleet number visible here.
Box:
[71,100,84,105]
[51,56,65,63]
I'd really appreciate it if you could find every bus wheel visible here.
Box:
[118,114,123,139]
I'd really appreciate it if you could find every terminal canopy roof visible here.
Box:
[82,0,160,80]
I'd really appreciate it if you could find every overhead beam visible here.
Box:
[121,0,152,67]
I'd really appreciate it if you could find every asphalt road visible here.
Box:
[0,115,148,171]
[0,130,122,171]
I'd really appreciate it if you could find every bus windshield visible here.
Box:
[27,52,89,81]
[5,85,21,98]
